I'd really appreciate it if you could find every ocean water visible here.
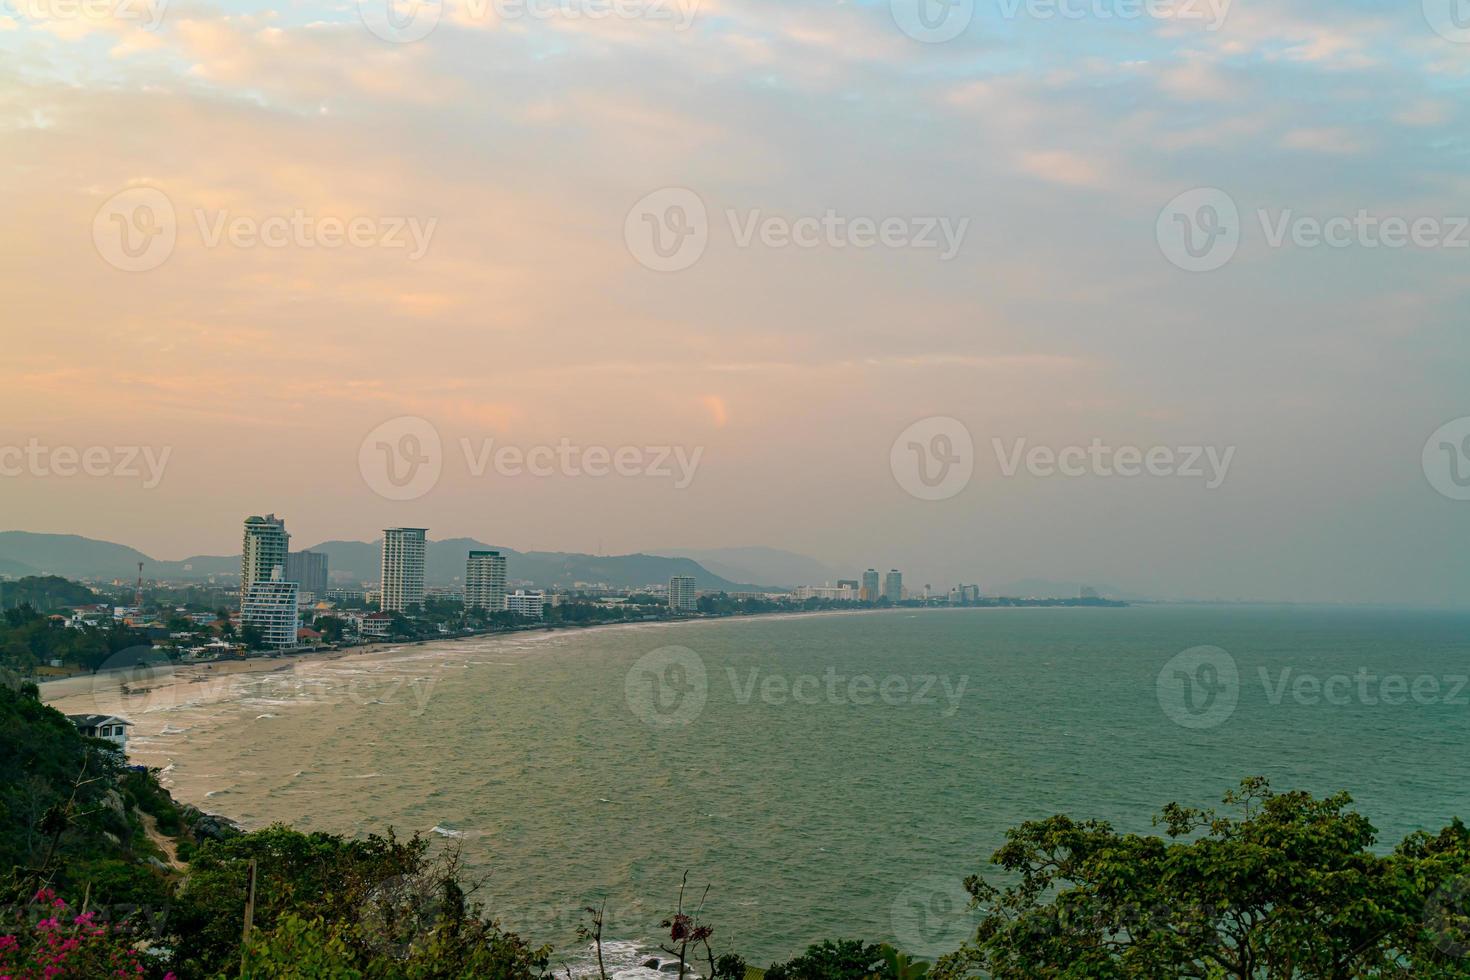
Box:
[107,606,1470,968]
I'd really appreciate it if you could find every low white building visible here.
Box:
[506,590,546,620]
[67,714,132,751]
[792,585,860,602]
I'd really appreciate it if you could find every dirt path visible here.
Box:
[139,811,185,870]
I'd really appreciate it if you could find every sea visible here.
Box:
[72,605,1470,971]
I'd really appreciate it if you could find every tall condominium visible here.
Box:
[884,569,903,603]
[465,550,508,612]
[381,528,428,613]
[285,550,328,598]
[669,575,697,612]
[241,514,290,596]
[860,568,880,602]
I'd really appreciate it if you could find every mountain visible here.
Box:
[0,531,757,592]
[0,532,153,580]
[302,538,752,591]
[656,547,845,588]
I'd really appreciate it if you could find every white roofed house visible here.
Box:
[66,714,132,752]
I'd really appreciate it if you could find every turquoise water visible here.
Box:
[122,606,1470,967]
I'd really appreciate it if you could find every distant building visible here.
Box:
[66,714,131,751]
[860,569,880,602]
[837,579,859,592]
[325,588,366,603]
[465,551,508,613]
[668,575,697,612]
[381,528,428,612]
[948,584,981,605]
[357,611,393,638]
[242,574,300,648]
[792,584,860,602]
[884,570,903,603]
[241,515,289,598]
[285,551,328,597]
[506,590,546,620]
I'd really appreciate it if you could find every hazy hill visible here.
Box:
[0,531,757,591]
[656,546,845,588]
[304,538,751,591]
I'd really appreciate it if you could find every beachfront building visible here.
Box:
[668,575,697,612]
[465,550,508,613]
[241,515,290,595]
[884,570,903,603]
[241,573,300,648]
[65,714,132,751]
[380,528,428,613]
[505,590,546,620]
[861,569,880,602]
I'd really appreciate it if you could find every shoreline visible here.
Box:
[37,606,902,820]
[37,603,1111,831]
[35,603,973,700]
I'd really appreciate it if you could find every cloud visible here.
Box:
[1280,126,1367,154]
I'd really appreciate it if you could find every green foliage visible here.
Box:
[0,576,101,613]
[0,683,144,898]
[933,777,1470,979]
[766,940,887,980]
[0,603,141,674]
[174,825,550,979]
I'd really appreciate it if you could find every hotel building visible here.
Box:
[381,528,428,613]
[465,550,508,612]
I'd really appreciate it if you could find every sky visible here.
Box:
[1,0,1468,603]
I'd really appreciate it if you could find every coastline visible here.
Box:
[36,604,918,704]
[37,606,896,827]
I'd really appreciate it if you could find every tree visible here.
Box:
[934,777,1470,979]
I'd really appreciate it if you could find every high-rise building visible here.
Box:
[505,590,546,620]
[241,514,289,596]
[465,551,508,612]
[242,568,299,648]
[669,575,697,612]
[284,550,328,598]
[380,528,428,613]
[860,569,880,602]
[884,570,903,603]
